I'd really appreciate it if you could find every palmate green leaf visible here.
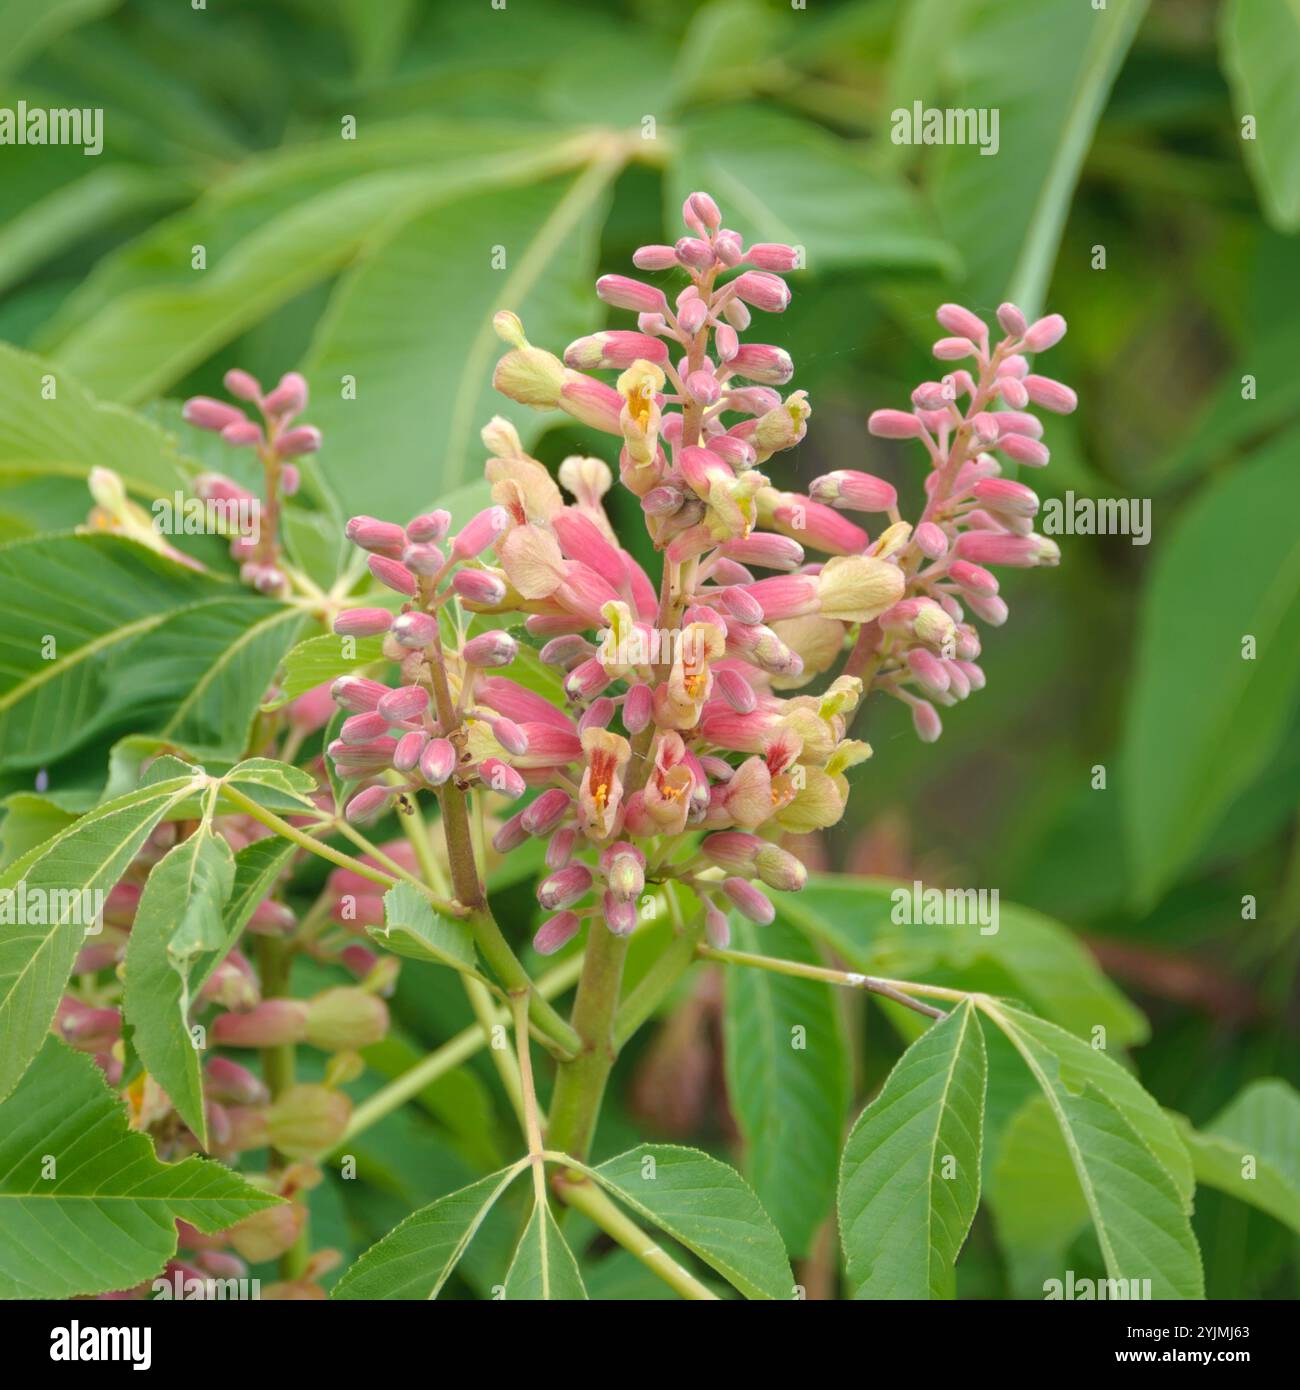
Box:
[0,771,194,1102]
[930,0,1147,316]
[332,1163,526,1299]
[0,343,194,497]
[723,914,849,1257]
[1121,429,1300,906]
[838,1001,986,1300]
[1220,0,1300,232]
[370,882,477,974]
[981,1001,1203,1299]
[502,1198,588,1301]
[42,123,587,404]
[305,167,614,517]
[123,823,235,1145]
[1176,1080,1300,1235]
[0,533,301,772]
[988,1094,1090,1298]
[262,631,386,711]
[592,1144,792,1301]
[780,875,1146,1046]
[668,107,957,275]
[0,1036,278,1299]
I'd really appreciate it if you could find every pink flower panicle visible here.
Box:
[321,197,1072,954]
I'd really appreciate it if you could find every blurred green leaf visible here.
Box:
[724,914,849,1257]
[1220,0,1300,232]
[0,0,118,79]
[1122,428,1300,906]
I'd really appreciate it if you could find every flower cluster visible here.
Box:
[311,190,1070,954]
[183,369,322,595]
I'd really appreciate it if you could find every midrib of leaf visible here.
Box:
[1006,0,1148,318]
[159,602,301,738]
[428,1161,527,1299]
[441,148,627,490]
[922,1002,976,1295]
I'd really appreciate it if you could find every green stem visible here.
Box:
[613,908,704,1049]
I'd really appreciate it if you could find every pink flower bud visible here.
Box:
[196,472,255,504]
[402,543,444,577]
[688,191,722,230]
[281,464,301,495]
[933,337,976,361]
[223,368,262,401]
[972,478,1039,517]
[55,999,121,1053]
[305,987,389,1051]
[479,757,526,799]
[868,409,924,440]
[623,682,652,733]
[1022,314,1067,352]
[546,827,577,870]
[488,716,530,756]
[537,863,593,911]
[678,297,709,334]
[377,685,429,723]
[722,877,774,925]
[368,554,418,596]
[463,631,518,668]
[263,372,309,418]
[564,657,613,701]
[770,496,867,557]
[989,409,1042,439]
[451,505,510,560]
[565,331,669,371]
[540,634,592,667]
[183,397,246,432]
[452,568,508,605]
[914,521,949,558]
[392,729,428,773]
[912,699,942,742]
[390,610,439,647]
[948,558,999,598]
[222,420,264,447]
[936,304,988,340]
[946,661,971,700]
[906,647,950,697]
[346,515,407,555]
[731,271,791,313]
[714,323,739,361]
[276,426,321,457]
[407,510,451,543]
[729,344,794,385]
[996,303,1027,337]
[333,607,392,637]
[1022,374,1077,414]
[227,1204,305,1264]
[213,1000,309,1047]
[998,377,1030,409]
[685,369,721,405]
[633,244,678,270]
[719,585,764,624]
[997,434,1050,467]
[419,738,456,786]
[747,243,799,272]
[517,789,569,839]
[345,785,396,823]
[642,485,684,517]
[755,844,806,892]
[246,898,296,936]
[702,830,762,872]
[719,532,805,571]
[714,229,744,265]
[744,574,819,622]
[577,697,615,735]
[715,666,757,714]
[967,592,1009,626]
[954,532,1045,568]
[602,891,636,936]
[810,469,898,513]
[205,1056,269,1106]
[675,236,715,270]
[340,711,389,744]
[596,275,667,314]
[267,1084,351,1159]
[534,911,581,956]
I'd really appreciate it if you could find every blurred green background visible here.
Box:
[0,0,1296,1296]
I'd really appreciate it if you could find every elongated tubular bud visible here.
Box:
[914,521,949,559]
[205,1056,270,1106]
[701,830,762,872]
[998,434,1049,467]
[390,611,440,647]
[345,785,397,823]
[715,666,758,713]
[546,827,577,869]
[407,510,451,543]
[596,274,667,314]
[377,685,429,722]
[402,543,444,576]
[392,729,428,773]
[213,999,309,1047]
[971,478,1039,517]
[1022,374,1077,414]
[936,303,988,340]
[868,409,924,439]
[747,242,799,272]
[954,532,1048,568]
[452,505,511,560]
[718,585,764,624]
[521,788,572,836]
[345,515,406,555]
[603,891,637,936]
[633,244,678,270]
[810,470,898,512]
[493,810,528,854]
[911,699,942,743]
[675,236,715,270]
[368,554,417,596]
[948,559,1000,598]
[419,738,456,786]
[333,607,392,637]
[540,634,593,667]
[565,331,669,370]
[534,911,581,956]
[998,377,1029,409]
[331,675,390,713]
[988,410,1043,440]
[1022,314,1067,352]
[623,682,652,733]
[479,757,526,799]
[488,716,530,756]
[577,697,615,734]
[730,271,791,313]
[704,899,731,947]
[722,877,774,925]
[743,574,819,622]
[996,302,1027,336]
[678,297,708,334]
[222,420,263,447]
[642,485,684,517]
[907,647,950,696]
[755,844,806,892]
[223,368,262,401]
[537,863,593,911]
[728,344,793,385]
[933,337,976,360]
[452,568,508,606]
[719,533,805,571]
[340,711,389,744]
[276,426,321,458]
[463,631,518,668]
[183,397,247,432]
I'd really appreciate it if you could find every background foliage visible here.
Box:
[0,0,1296,1299]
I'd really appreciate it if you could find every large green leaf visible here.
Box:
[668,107,957,275]
[781,876,1146,1045]
[1220,0,1300,232]
[931,0,1147,316]
[0,533,299,771]
[0,771,195,1102]
[122,823,236,1145]
[723,914,849,1256]
[980,1000,1203,1298]
[1177,1080,1300,1235]
[332,1164,526,1299]
[0,1036,278,1298]
[502,1198,588,1301]
[1122,430,1300,906]
[591,1144,792,1301]
[838,1001,986,1299]
[305,167,615,517]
